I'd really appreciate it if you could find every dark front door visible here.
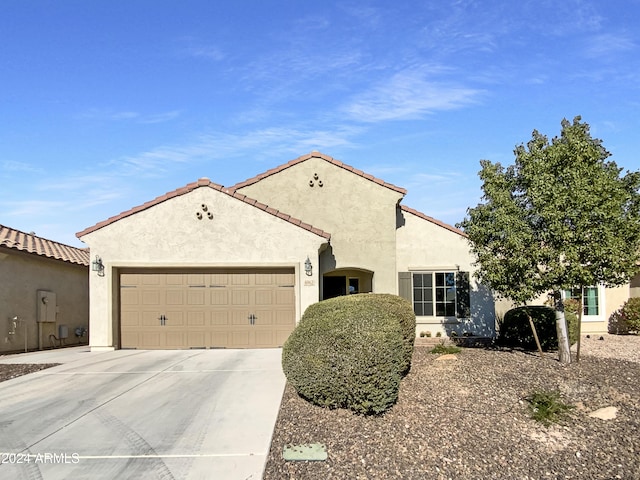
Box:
[323,276,346,300]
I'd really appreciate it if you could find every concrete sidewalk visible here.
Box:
[0,348,286,479]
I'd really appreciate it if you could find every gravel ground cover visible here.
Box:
[264,334,640,480]
[0,363,59,382]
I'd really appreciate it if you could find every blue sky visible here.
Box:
[1,1,639,248]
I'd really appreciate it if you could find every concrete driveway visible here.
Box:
[0,347,286,479]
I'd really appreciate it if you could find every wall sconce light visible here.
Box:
[92,255,105,277]
[304,256,313,276]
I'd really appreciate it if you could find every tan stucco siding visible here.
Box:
[79,187,327,349]
[0,249,88,353]
[236,157,403,293]
[396,209,496,337]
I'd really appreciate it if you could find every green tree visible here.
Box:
[458,117,640,363]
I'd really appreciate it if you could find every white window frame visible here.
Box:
[563,285,605,323]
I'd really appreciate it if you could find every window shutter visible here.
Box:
[456,271,470,318]
[398,272,412,302]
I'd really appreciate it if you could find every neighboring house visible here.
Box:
[76,152,496,351]
[0,225,90,353]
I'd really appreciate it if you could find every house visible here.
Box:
[76,152,496,351]
[0,225,90,353]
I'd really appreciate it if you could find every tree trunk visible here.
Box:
[525,311,544,357]
[553,291,572,364]
[576,288,584,363]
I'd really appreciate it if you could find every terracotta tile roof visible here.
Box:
[76,178,331,240]
[228,151,408,195]
[400,205,467,238]
[0,225,90,266]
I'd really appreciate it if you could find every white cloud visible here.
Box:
[343,68,483,122]
[112,126,361,175]
[584,33,635,58]
[2,160,45,174]
[77,109,180,124]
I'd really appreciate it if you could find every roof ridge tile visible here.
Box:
[0,224,90,266]
[228,151,407,194]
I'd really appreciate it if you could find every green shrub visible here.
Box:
[282,294,415,415]
[526,389,574,426]
[498,305,578,351]
[609,297,640,334]
[430,343,461,355]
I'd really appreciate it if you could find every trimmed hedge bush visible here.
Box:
[282,294,416,415]
[609,297,640,334]
[498,305,578,351]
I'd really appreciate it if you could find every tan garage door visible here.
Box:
[120,268,295,349]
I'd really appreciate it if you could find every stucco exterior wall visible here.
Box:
[236,158,404,294]
[396,209,496,337]
[79,186,327,349]
[0,248,88,353]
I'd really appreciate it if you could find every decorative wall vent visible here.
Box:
[309,173,324,187]
[196,204,213,220]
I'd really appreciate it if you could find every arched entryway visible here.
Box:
[322,268,373,300]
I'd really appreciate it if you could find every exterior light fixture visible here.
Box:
[92,255,105,277]
[304,257,313,276]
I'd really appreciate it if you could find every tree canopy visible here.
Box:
[458,116,640,304]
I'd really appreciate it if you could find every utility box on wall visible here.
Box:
[37,290,57,323]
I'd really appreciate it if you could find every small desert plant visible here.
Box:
[525,389,574,426]
[430,342,461,355]
[425,331,432,337]
[435,331,442,337]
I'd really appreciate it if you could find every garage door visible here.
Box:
[120,268,295,349]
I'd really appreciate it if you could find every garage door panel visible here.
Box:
[165,331,187,348]
[210,289,229,305]
[120,268,295,349]
[229,330,251,347]
[211,311,230,326]
[187,311,206,326]
[141,275,161,286]
[186,274,207,286]
[231,290,250,305]
[187,289,206,305]
[121,311,140,327]
[120,289,140,305]
[167,290,185,305]
[254,310,273,326]
[142,290,161,305]
[231,310,250,326]
[166,311,185,327]
[276,289,294,305]
[187,330,209,348]
[142,311,161,327]
[140,331,162,348]
[254,329,275,347]
[275,310,295,326]
[232,273,250,286]
[255,290,274,306]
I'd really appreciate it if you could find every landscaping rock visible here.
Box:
[435,354,458,361]
[588,406,618,420]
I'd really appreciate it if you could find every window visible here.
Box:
[564,287,599,316]
[411,271,469,318]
